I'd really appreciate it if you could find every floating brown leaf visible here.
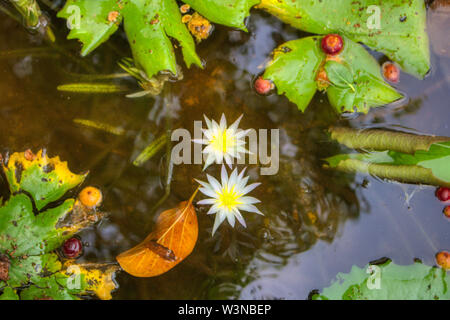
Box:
[116,193,198,277]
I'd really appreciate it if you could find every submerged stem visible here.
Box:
[329,127,449,154]
[10,0,41,28]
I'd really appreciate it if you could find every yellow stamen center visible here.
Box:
[211,130,235,153]
[218,186,241,209]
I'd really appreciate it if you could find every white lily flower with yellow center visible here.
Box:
[193,114,249,170]
[196,165,262,235]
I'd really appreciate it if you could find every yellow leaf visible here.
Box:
[62,262,120,300]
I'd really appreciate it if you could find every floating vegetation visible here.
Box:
[73,119,126,136]
[132,133,168,167]
[57,83,129,94]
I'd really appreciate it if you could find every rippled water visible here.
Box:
[0,2,448,299]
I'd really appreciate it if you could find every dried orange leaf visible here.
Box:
[116,196,198,277]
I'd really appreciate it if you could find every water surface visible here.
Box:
[0,2,449,299]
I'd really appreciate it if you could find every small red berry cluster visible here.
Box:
[254,34,346,96]
[436,187,450,218]
[434,189,450,269]
[253,33,400,96]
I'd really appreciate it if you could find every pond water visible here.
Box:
[0,2,449,299]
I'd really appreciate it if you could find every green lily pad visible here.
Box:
[57,0,122,57]
[121,0,201,78]
[257,0,430,78]
[263,37,325,112]
[263,36,402,113]
[313,260,450,300]
[58,0,202,78]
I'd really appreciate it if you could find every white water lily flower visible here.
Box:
[193,114,249,170]
[196,165,262,235]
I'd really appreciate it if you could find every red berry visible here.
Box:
[444,206,450,218]
[382,62,400,83]
[436,187,450,202]
[436,251,450,270]
[254,77,274,95]
[321,34,344,55]
[63,237,83,259]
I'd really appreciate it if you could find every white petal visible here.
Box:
[229,114,243,132]
[235,128,250,138]
[207,203,221,215]
[199,187,218,199]
[206,174,222,193]
[228,167,239,187]
[224,153,232,166]
[203,129,213,140]
[202,153,216,170]
[215,151,224,164]
[239,196,261,204]
[237,176,250,191]
[203,114,212,129]
[221,165,228,187]
[233,209,247,228]
[237,167,247,180]
[192,139,207,145]
[219,113,227,130]
[195,179,210,189]
[211,119,220,131]
[197,198,216,205]
[226,211,235,227]
[203,144,214,153]
[212,213,224,235]
[238,203,263,215]
[241,182,261,195]
[218,210,227,223]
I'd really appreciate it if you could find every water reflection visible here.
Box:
[0,3,448,300]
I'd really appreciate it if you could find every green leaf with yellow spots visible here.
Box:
[2,149,86,210]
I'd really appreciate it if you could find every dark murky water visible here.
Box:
[0,3,449,299]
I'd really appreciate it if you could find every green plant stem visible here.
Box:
[10,0,41,28]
